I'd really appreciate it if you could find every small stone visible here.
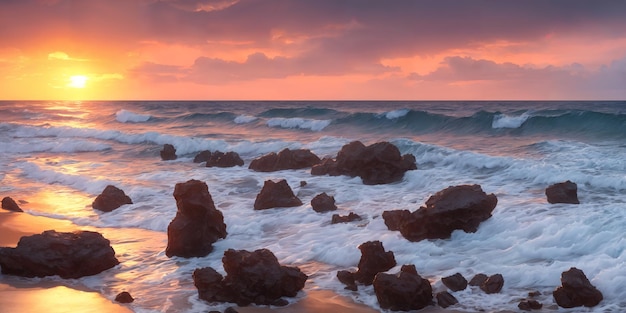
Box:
[115,291,134,303]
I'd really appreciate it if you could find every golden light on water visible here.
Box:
[68,75,89,88]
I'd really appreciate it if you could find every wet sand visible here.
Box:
[0,211,494,313]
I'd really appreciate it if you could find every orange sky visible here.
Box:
[1,0,625,100]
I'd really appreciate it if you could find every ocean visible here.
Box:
[0,100,625,312]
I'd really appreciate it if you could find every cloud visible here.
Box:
[48,51,88,61]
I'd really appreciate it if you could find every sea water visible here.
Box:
[0,101,625,312]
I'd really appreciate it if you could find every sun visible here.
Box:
[68,75,88,88]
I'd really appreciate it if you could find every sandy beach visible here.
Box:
[0,211,489,313]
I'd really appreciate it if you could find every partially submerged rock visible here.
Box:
[546,180,580,204]
[383,184,497,242]
[553,267,603,308]
[311,192,337,213]
[373,264,433,311]
[0,230,119,278]
[166,179,227,258]
[311,141,416,185]
[436,291,458,309]
[92,185,133,212]
[337,240,396,290]
[253,179,302,210]
[193,248,307,306]
[205,151,244,168]
[331,212,362,224]
[480,274,504,294]
[1,196,23,212]
[193,150,213,163]
[115,291,134,303]
[160,144,177,160]
[442,273,468,292]
[249,148,321,172]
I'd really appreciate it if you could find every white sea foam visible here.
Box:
[266,117,331,131]
[492,112,531,128]
[115,109,151,123]
[382,108,410,119]
[234,114,258,124]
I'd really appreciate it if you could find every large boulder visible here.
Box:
[311,141,417,185]
[546,181,579,204]
[384,184,497,242]
[166,180,227,258]
[206,151,244,168]
[249,148,321,172]
[373,264,433,311]
[92,185,133,212]
[253,180,302,210]
[0,230,119,278]
[193,248,307,306]
[160,144,177,160]
[553,267,603,308]
[1,196,23,212]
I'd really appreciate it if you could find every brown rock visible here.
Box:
[253,179,302,210]
[1,196,23,212]
[311,192,337,213]
[546,180,580,204]
[553,267,603,308]
[115,291,134,303]
[160,144,177,160]
[92,185,132,212]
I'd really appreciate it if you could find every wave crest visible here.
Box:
[116,109,151,123]
[266,117,331,131]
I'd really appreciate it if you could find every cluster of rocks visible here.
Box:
[336,240,602,311]
[0,140,591,311]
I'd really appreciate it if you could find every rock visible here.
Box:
[1,196,23,212]
[381,210,410,231]
[436,291,458,308]
[442,273,468,291]
[311,141,417,185]
[253,179,302,210]
[92,185,133,212]
[193,248,307,306]
[373,264,433,311]
[193,150,212,163]
[0,230,119,278]
[311,193,337,213]
[546,180,580,204]
[553,267,603,308]
[387,184,497,242]
[480,274,504,294]
[206,151,244,168]
[469,273,488,286]
[115,291,134,303]
[336,270,357,291]
[249,148,321,172]
[518,299,542,311]
[354,241,396,285]
[331,212,362,224]
[299,180,307,187]
[166,180,227,258]
[160,144,177,160]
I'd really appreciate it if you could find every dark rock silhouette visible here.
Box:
[1,196,23,212]
[469,273,488,286]
[518,299,542,311]
[311,192,337,213]
[337,270,357,291]
[193,248,307,306]
[553,267,603,308]
[436,291,458,308]
[373,264,433,311]
[0,230,119,278]
[115,291,134,303]
[480,274,504,294]
[253,179,302,210]
[92,185,133,212]
[249,148,321,172]
[546,180,580,204]
[384,184,497,242]
[331,212,362,224]
[160,144,177,160]
[442,273,468,291]
[205,151,244,168]
[166,179,227,258]
[355,241,396,285]
[311,141,416,185]
[193,150,212,163]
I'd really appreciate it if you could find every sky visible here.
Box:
[1,0,625,100]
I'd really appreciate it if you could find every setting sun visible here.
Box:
[68,75,88,89]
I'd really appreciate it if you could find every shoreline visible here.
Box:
[0,211,503,313]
